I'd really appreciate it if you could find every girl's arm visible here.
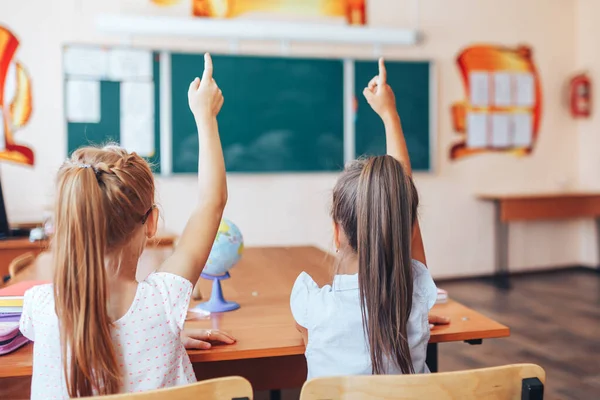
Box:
[296,323,308,346]
[160,53,228,283]
[362,58,426,266]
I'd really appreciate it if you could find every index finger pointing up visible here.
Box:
[378,57,387,85]
[202,53,213,80]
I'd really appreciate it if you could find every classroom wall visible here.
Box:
[0,0,584,278]
[576,0,600,266]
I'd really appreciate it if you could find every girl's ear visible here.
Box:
[333,221,341,251]
[146,207,159,239]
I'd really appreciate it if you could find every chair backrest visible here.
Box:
[8,251,35,279]
[300,364,545,400]
[87,376,253,400]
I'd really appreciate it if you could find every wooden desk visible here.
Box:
[478,192,600,288]
[0,234,177,282]
[0,246,509,393]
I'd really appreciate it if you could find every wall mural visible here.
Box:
[450,45,542,160]
[151,0,367,25]
[0,25,34,166]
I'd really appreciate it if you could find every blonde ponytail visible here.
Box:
[53,146,155,397]
[54,164,121,396]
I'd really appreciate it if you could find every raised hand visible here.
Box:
[188,53,224,120]
[362,57,397,121]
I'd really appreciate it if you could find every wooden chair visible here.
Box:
[87,376,253,399]
[3,251,36,283]
[299,364,545,400]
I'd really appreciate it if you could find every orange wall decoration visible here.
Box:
[0,26,34,166]
[449,45,542,160]
[151,0,366,25]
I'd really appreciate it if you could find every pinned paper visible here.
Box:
[119,81,155,156]
[491,113,511,148]
[120,116,155,157]
[64,47,108,79]
[515,73,535,107]
[109,49,153,81]
[512,113,533,147]
[469,72,490,107]
[493,72,512,107]
[466,112,488,148]
[66,80,100,123]
[120,82,154,117]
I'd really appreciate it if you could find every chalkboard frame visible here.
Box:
[63,45,436,175]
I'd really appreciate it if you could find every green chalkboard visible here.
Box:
[65,51,161,172]
[170,54,344,173]
[66,80,120,154]
[354,61,431,171]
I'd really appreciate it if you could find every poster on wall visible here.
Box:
[150,0,367,25]
[449,45,542,160]
[0,26,34,166]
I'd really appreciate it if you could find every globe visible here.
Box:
[202,218,244,277]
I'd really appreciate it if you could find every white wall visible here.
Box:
[0,0,584,278]
[576,0,600,266]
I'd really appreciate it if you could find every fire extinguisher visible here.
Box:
[570,73,592,118]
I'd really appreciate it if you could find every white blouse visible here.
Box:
[290,260,437,379]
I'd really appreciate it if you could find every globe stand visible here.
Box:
[192,272,240,313]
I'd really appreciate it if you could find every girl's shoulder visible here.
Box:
[23,283,54,306]
[143,271,193,290]
[290,272,334,329]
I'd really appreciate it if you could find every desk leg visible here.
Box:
[426,343,438,373]
[596,218,600,272]
[494,201,511,289]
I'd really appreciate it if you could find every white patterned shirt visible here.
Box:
[20,272,195,399]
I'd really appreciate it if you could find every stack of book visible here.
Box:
[0,280,48,355]
[436,288,448,304]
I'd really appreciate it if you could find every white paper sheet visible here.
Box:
[120,82,154,117]
[469,72,490,107]
[493,72,512,107]
[491,113,511,148]
[64,47,108,79]
[512,113,533,147]
[3,62,16,105]
[109,49,153,81]
[66,80,100,123]
[515,73,535,107]
[120,115,155,157]
[0,109,6,151]
[467,112,488,148]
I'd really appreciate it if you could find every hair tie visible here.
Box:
[78,164,91,169]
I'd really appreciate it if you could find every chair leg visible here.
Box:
[521,377,544,400]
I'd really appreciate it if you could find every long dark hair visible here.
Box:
[332,155,419,374]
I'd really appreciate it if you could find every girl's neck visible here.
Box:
[105,248,141,281]
[337,253,359,275]
[104,252,140,322]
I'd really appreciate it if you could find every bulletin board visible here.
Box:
[449,45,542,160]
[63,46,162,172]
